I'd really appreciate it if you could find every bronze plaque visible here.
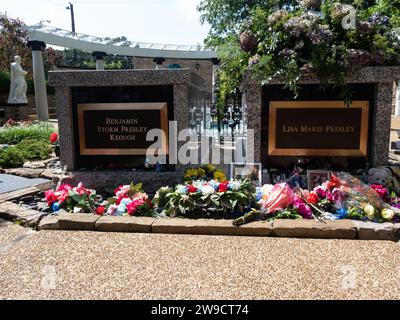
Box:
[268,101,369,156]
[78,103,169,156]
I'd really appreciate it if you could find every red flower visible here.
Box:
[306,192,319,205]
[96,206,106,216]
[50,132,59,143]
[45,190,57,206]
[370,184,388,199]
[114,185,123,195]
[116,194,129,205]
[187,185,198,193]
[127,198,145,216]
[218,182,229,192]
[327,174,341,189]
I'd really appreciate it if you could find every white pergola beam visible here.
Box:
[27,26,218,60]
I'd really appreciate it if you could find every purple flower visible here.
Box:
[293,198,313,219]
[298,0,321,10]
[345,49,374,68]
[357,21,373,34]
[278,49,297,59]
[308,25,334,44]
[267,10,288,26]
[314,186,327,199]
[284,14,314,38]
[368,13,390,26]
[332,188,345,204]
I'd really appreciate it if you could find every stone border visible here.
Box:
[0,184,51,228]
[34,213,400,242]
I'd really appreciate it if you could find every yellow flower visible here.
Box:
[206,164,216,173]
[214,170,226,182]
[185,168,197,177]
[197,168,206,177]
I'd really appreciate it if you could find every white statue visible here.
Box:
[7,55,28,104]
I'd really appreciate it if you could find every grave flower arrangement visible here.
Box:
[314,173,400,222]
[183,165,226,183]
[45,182,98,213]
[154,179,255,218]
[101,183,156,217]
[233,173,400,226]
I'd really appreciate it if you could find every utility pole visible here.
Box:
[66,2,77,66]
[66,2,76,34]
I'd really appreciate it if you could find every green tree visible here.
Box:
[198,0,400,101]
[198,0,299,46]
[0,13,30,71]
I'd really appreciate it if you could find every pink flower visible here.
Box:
[116,194,129,205]
[127,198,145,216]
[134,192,148,201]
[57,184,72,192]
[294,199,313,219]
[74,182,87,196]
[107,204,118,215]
[57,190,69,204]
[45,190,57,206]
[314,186,327,199]
[370,184,388,199]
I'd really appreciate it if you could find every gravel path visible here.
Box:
[0,220,400,300]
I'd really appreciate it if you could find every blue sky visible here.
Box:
[3,0,210,45]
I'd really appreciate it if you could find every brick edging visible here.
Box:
[34,213,400,241]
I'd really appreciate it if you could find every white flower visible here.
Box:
[201,185,215,196]
[228,181,241,191]
[176,185,187,194]
[381,208,395,221]
[363,204,375,220]
[107,204,118,215]
[260,184,274,196]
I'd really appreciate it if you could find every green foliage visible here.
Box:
[0,70,54,95]
[65,189,97,213]
[0,147,25,168]
[0,122,54,145]
[199,0,400,101]
[159,180,255,218]
[16,139,52,160]
[0,14,29,71]
[61,48,133,69]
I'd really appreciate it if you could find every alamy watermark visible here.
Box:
[144,121,254,166]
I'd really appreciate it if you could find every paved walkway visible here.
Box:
[0,219,399,300]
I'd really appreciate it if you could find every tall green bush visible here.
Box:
[0,122,55,145]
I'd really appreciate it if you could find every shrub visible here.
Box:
[0,148,26,168]
[16,139,52,160]
[0,122,55,145]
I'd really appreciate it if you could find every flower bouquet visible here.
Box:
[316,173,400,222]
[155,179,255,218]
[45,182,98,213]
[101,183,155,217]
[233,183,298,226]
